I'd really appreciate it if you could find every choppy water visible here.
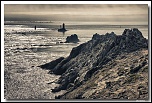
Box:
[4,21,148,99]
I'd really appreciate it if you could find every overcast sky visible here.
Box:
[4,4,148,25]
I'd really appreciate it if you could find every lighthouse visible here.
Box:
[63,23,65,29]
[35,25,36,30]
[58,23,67,32]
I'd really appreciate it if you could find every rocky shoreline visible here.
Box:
[40,28,148,99]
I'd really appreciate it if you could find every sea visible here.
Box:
[4,21,148,99]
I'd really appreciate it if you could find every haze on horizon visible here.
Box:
[4,4,148,25]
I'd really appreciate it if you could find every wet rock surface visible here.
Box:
[40,28,148,99]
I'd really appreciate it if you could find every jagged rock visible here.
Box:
[38,57,64,70]
[130,55,148,74]
[51,58,71,75]
[92,33,101,40]
[51,87,61,93]
[40,28,148,99]
[130,64,142,74]
[65,34,79,43]
[84,66,101,81]
[105,82,111,88]
[121,28,148,52]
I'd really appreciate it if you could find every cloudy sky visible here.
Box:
[4,4,148,25]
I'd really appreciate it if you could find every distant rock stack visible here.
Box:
[65,34,79,43]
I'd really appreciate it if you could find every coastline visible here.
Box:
[4,27,148,99]
[39,28,148,99]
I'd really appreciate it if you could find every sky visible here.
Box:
[4,4,148,25]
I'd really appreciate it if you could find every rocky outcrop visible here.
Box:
[65,34,79,43]
[58,50,148,99]
[40,28,148,99]
[39,57,64,70]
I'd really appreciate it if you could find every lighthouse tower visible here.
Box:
[63,23,65,29]
[58,23,67,32]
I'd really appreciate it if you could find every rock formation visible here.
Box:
[40,28,148,99]
[39,57,64,70]
[65,34,80,43]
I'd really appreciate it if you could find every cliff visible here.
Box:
[40,28,148,99]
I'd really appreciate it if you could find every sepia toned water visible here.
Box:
[4,21,148,99]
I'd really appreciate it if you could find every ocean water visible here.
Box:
[4,21,148,99]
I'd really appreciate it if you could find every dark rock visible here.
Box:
[55,95,62,99]
[130,58,147,74]
[92,33,101,40]
[130,64,142,74]
[69,44,83,59]
[52,70,78,92]
[51,43,84,75]
[52,58,70,75]
[51,87,61,93]
[75,94,84,99]
[141,59,147,67]
[105,82,111,88]
[47,82,54,84]
[121,28,148,52]
[39,57,64,70]
[117,70,124,76]
[84,66,101,81]
[22,32,26,35]
[60,41,64,43]
[65,34,79,43]
[141,65,148,72]
[67,83,74,91]
[58,28,67,32]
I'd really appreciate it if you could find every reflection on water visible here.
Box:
[4,22,148,99]
[4,31,76,99]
